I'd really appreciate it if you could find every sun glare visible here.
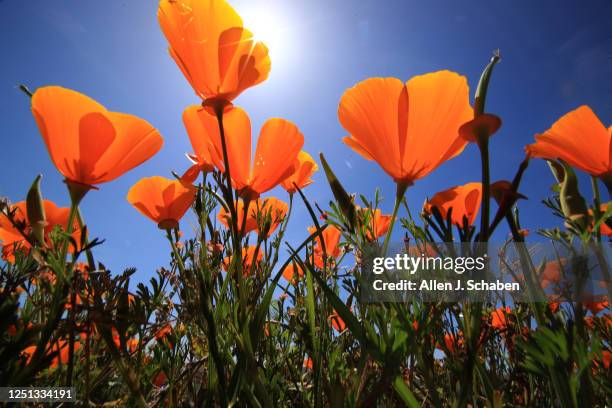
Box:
[239,3,291,65]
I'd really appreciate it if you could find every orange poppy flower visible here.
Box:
[361,208,392,240]
[491,306,511,330]
[155,324,173,340]
[0,200,81,262]
[181,104,225,183]
[328,310,346,332]
[526,106,611,178]
[127,176,196,230]
[282,262,305,285]
[303,357,313,370]
[31,86,163,189]
[307,225,342,268]
[424,182,482,227]
[589,203,612,236]
[218,197,288,237]
[442,331,464,355]
[222,246,263,275]
[600,350,611,370]
[280,151,318,194]
[111,328,139,354]
[539,258,567,289]
[583,298,609,315]
[158,0,271,103]
[338,71,472,187]
[152,371,168,387]
[218,199,258,235]
[186,106,303,199]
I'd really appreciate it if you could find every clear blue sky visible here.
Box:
[1,0,611,281]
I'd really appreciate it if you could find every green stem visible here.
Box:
[382,182,408,256]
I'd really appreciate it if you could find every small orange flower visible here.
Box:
[442,331,464,355]
[280,151,318,194]
[282,262,305,285]
[158,0,271,103]
[155,324,173,340]
[526,106,611,178]
[0,200,81,262]
[307,225,342,268]
[152,371,168,387]
[218,197,288,237]
[583,298,609,315]
[218,200,259,235]
[31,86,163,189]
[339,71,472,187]
[303,357,313,370]
[328,311,346,332]
[589,203,612,236]
[491,306,511,330]
[539,258,566,289]
[601,350,611,370]
[127,176,196,230]
[361,208,392,240]
[424,182,482,227]
[222,246,263,275]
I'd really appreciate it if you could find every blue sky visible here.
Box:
[1,0,611,281]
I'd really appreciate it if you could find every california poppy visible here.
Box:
[526,106,611,179]
[218,199,258,235]
[185,106,303,199]
[303,357,314,370]
[539,258,566,289]
[360,208,392,240]
[339,71,472,187]
[307,225,342,268]
[222,246,263,275]
[491,306,511,330]
[0,200,81,262]
[589,203,612,236]
[424,182,482,227]
[280,151,318,194]
[158,0,271,103]
[31,86,163,191]
[442,331,464,355]
[152,371,168,387]
[127,176,196,230]
[218,197,288,236]
[282,262,305,285]
[328,310,346,332]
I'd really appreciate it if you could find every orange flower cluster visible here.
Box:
[217,197,288,236]
[0,200,81,261]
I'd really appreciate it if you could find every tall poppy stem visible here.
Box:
[213,104,245,283]
[382,182,408,256]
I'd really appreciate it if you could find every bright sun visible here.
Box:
[239,4,290,64]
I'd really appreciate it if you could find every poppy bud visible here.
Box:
[26,175,46,244]
[546,160,565,185]
[559,161,589,229]
[320,153,356,232]
[474,50,501,118]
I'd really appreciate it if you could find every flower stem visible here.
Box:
[382,182,408,256]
